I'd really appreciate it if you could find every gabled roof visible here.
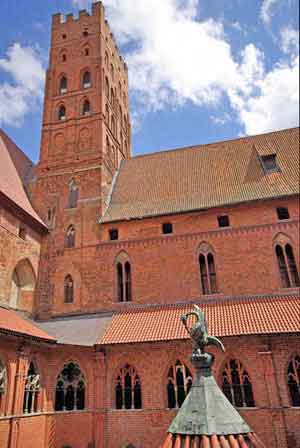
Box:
[101,127,300,223]
[0,129,45,228]
[100,293,300,345]
[0,306,56,343]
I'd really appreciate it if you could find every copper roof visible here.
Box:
[101,127,299,223]
[0,129,45,227]
[0,306,56,343]
[100,294,300,345]
[161,433,265,448]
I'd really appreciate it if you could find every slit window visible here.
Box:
[109,229,119,241]
[218,215,230,228]
[277,207,290,220]
[162,223,173,234]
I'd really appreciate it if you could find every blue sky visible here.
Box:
[0,0,299,162]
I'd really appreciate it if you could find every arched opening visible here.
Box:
[221,359,255,408]
[0,360,7,415]
[287,356,300,406]
[167,361,193,409]
[59,76,67,94]
[82,99,91,116]
[64,275,74,303]
[65,225,76,248]
[82,71,91,89]
[115,364,141,410]
[116,254,132,302]
[58,105,66,121]
[55,362,86,411]
[10,259,36,310]
[68,181,79,209]
[23,362,40,414]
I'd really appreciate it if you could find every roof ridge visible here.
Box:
[130,126,299,160]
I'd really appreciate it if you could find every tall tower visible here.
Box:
[32,2,131,317]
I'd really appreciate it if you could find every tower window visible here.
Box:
[218,215,230,228]
[68,181,79,208]
[59,76,67,94]
[18,226,27,240]
[62,34,67,40]
[82,100,91,116]
[277,207,290,220]
[58,105,66,121]
[83,71,91,89]
[261,154,280,173]
[109,229,119,241]
[83,30,89,37]
[62,54,67,62]
[162,223,173,234]
[84,48,89,56]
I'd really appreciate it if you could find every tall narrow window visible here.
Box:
[287,356,300,407]
[64,275,74,303]
[55,362,86,411]
[221,359,255,408]
[23,362,40,414]
[82,71,91,89]
[58,105,66,121]
[82,99,91,116]
[116,256,132,302]
[59,76,68,94]
[167,361,193,409]
[0,361,7,415]
[68,181,78,208]
[198,244,218,295]
[275,241,300,288]
[115,365,142,410]
[105,77,109,98]
[65,225,75,248]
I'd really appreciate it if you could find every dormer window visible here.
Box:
[261,154,280,173]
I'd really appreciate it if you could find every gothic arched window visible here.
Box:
[23,362,40,414]
[64,275,74,303]
[82,99,91,116]
[0,360,7,415]
[58,105,66,121]
[198,244,218,295]
[115,364,141,410]
[287,356,300,407]
[55,362,86,411]
[68,181,78,208]
[167,360,193,409]
[82,71,91,89]
[59,76,67,94]
[116,254,132,302]
[65,225,75,248]
[275,240,300,288]
[221,359,255,408]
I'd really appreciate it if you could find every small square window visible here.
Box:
[109,229,119,240]
[277,207,290,220]
[62,34,67,40]
[218,215,230,228]
[162,223,173,234]
[261,154,280,173]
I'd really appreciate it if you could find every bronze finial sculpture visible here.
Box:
[181,304,225,358]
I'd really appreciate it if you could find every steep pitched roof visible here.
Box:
[0,129,45,228]
[101,127,299,223]
[100,293,300,345]
[0,306,56,343]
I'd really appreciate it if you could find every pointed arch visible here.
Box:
[221,358,255,408]
[82,99,91,116]
[58,104,66,121]
[65,225,75,248]
[115,252,132,302]
[10,259,36,309]
[82,70,91,89]
[55,362,86,411]
[23,361,40,414]
[198,242,218,295]
[115,364,141,410]
[166,360,193,409]
[68,180,79,209]
[0,360,7,416]
[64,275,74,303]
[59,75,68,94]
[287,355,300,406]
[274,234,300,288]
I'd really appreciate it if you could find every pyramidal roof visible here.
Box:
[0,129,45,228]
[160,307,266,448]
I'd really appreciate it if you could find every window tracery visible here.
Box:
[167,360,193,409]
[82,71,91,89]
[115,364,141,410]
[116,255,132,302]
[198,244,217,294]
[275,237,300,288]
[55,362,86,411]
[221,359,255,408]
[0,361,6,414]
[23,362,40,414]
[287,356,300,407]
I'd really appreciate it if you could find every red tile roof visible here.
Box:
[100,294,300,345]
[0,129,45,228]
[0,307,56,343]
[101,127,300,223]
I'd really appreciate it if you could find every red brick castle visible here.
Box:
[0,2,299,447]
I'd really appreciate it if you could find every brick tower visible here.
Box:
[32,2,131,317]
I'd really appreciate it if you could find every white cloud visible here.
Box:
[260,0,279,25]
[280,26,299,55]
[0,43,45,127]
[70,0,299,135]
